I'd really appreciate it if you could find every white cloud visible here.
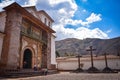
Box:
[106,29,112,33]
[0,0,109,40]
[54,24,109,40]
[0,0,15,11]
[49,0,77,10]
[63,13,102,27]
[81,13,102,26]
[35,0,77,24]
[86,13,102,24]
[58,8,67,15]
[82,9,87,12]
[0,0,38,9]
[64,19,82,26]
[24,0,37,6]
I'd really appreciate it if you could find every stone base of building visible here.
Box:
[49,64,57,70]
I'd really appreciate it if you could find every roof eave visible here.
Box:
[3,2,55,33]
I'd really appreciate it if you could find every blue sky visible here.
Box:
[75,0,120,38]
[0,0,120,40]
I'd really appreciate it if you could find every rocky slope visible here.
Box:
[55,37,120,57]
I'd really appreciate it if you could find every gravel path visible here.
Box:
[1,72,120,80]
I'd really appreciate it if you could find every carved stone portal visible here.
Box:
[20,36,42,69]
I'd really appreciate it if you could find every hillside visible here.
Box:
[55,37,120,57]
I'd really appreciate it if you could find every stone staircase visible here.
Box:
[0,69,58,78]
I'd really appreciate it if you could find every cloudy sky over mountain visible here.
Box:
[0,0,120,40]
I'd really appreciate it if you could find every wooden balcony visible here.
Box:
[21,26,47,44]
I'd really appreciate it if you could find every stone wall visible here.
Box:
[57,56,120,71]
[20,36,42,69]
[0,12,6,32]
[1,9,22,69]
[0,33,4,60]
[0,3,55,70]
[47,33,52,69]
[0,12,6,60]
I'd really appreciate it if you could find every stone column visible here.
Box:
[0,33,5,60]
[47,33,51,69]
[37,42,42,69]
[1,9,22,69]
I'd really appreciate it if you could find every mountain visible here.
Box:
[55,37,120,57]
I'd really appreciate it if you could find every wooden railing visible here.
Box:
[21,26,47,44]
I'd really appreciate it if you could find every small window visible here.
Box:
[44,18,47,25]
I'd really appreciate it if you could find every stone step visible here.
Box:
[0,69,58,78]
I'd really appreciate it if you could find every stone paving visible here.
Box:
[1,72,120,80]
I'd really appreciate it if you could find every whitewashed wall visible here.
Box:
[51,34,57,65]
[57,57,120,71]
[39,13,52,27]
[57,61,78,70]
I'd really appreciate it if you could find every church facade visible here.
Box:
[0,2,56,70]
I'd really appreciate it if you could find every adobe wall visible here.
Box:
[57,57,120,71]
[1,9,22,69]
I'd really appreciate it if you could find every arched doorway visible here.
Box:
[23,49,32,69]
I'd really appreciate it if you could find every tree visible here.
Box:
[56,51,60,57]
[65,52,69,57]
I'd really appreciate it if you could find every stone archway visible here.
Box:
[23,49,32,69]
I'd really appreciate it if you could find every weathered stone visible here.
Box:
[0,2,55,71]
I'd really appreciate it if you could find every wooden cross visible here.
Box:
[104,52,108,67]
[86,46,96,67]
[76,54,82,69]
